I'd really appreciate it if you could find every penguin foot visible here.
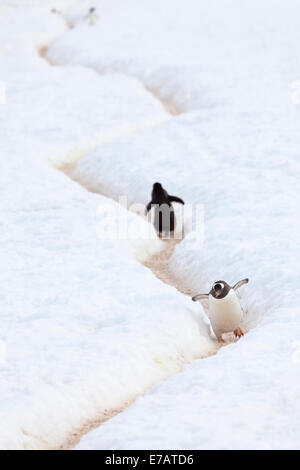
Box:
[234,328,244,338]
[217,336,225,343]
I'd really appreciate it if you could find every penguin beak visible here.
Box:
[215,291,221,298]
[192,294,209,302]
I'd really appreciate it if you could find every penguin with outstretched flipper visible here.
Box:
[146,182,185,237]
[192,279,249,342]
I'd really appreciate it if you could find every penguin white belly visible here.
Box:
[209,289,243,337]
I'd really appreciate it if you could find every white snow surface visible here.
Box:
[43,0,300,450]
[0,2,215,450]
[1,0,299,450]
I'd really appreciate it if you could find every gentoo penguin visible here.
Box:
[87,7,98,25]
[145,182,184,237]
[192,279,249,342]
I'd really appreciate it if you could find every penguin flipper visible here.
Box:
[233,278,249,291]
[192,293,209,302]
[169,195,185,205]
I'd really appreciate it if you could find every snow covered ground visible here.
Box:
[1,0,299,450]
[0,2,215,450]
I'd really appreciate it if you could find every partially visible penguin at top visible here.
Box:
[146,183,185,238]
[87,7,99,25]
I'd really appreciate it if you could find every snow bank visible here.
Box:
[0,3,169,169]
[3,65,168,169]
[0,14,169,168]
[0,3,68,72]
[48,0,300,449]
[1,165,215,449]
[76,321,300,450]
[0,4,216,450]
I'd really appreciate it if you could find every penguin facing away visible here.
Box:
[192,279,249,342]
[145,182,185,237]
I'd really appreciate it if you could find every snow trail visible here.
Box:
[0,2,258,450]
[37,0,299,451]
[37,13,219,323]
[31,10,226,449]
[40,47,181,118]
[60,403,129,450]
[38,4,182,118]
[37,13,191,297]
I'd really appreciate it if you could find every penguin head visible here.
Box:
[210,280,231,299]
[153,182,162,191]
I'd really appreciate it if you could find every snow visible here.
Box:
[44,0,300,450]
[5,66,169,169]
[0,2,215,450]
[1,0,299,450]
[0,8,169,168]
[77,322,300,450]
